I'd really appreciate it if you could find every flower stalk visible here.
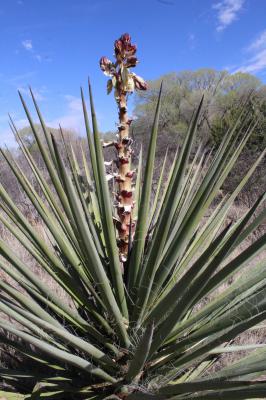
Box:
[100,33,147,263]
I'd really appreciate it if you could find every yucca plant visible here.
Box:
[0,33,266,399]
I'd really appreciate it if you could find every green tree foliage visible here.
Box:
[133,69,266,148]
[133,69,266,198]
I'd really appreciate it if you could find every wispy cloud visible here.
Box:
[34,54,42,62]
[21,39,51,63]
[247,30,266,52]
[188,33,196,49]
[47,95,85,133]
[213,0,244,32]
[4,71,36,87]
[22,39,33,51]
[0,116,28,147]
[0,95,85,148]
[17,86,46,102]
[235,30,266,73]
[0,128,17,148]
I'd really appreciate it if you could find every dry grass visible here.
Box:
[0,218,72,306]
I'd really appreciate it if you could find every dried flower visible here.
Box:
[114,39,123,56]
[121,190,133,198]
[99,57,114,76]
[126,56,138,68]
[119,156,130,164]
[133,74,148,91]
[125,43,137,57]
[125,171,135,178]
[126,75,135,92]
[121,33,131,44]
[114,34,137,59]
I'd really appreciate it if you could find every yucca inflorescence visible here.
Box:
[100,33,147,264]
[0,33,266,399]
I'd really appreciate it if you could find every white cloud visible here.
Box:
[237,51,266,74]
[234,30,266,73]
[213,0,244,32]
[0,96,84,148]
[47,95,105,133]
[247,30,266,52]
[47,95,85,133]
[21,40,51,64]
[0,94,107,148]
[0,95,84,148]
[20,39,52,63]
[22,39,33,51]
[64,95,83,113]
[5,71,36,87]
[17,86,46,102]
[188,33,196,49]
[0,117,28,148]
[0,128,16,147]
[34,54,42,62]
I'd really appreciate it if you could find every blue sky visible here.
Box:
[1,0,266,146]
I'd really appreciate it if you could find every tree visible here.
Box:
[133,69,265,146]
[132,69,266,197]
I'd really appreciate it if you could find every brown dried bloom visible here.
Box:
[133,74,148,91]
[99,34,147,262]
[99,56,114,76]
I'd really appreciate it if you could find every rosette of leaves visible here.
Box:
[0,34,266,399]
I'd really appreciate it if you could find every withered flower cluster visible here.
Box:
[100,33,148,95]
[99,34,147,264]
